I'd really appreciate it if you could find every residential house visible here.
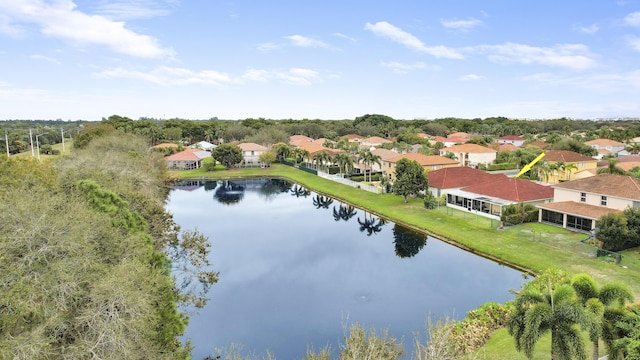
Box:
[536,174,640,232]
[340,134,364,145]
[540,150,598,184]
[447,177,553,220]
[433,135,469,147]
[427,166,506,197]
[290,135,314,147]
[585,139,626,159]
[238,142,269,167]
[448,132,470,139]
[361,136,393,148]
[439,144,497,167]
[354,148,399,175]
[165,147,210,170]
[497,135,526,147]
[384,153,459,181]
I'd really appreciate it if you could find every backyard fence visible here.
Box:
[316,170,383,194]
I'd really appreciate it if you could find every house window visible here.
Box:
[251,151,255,156]
[580,192,586,202]
[601,196,607,206]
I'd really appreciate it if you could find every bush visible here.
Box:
[500,203,538,224]
[203,162,217,172]
[487,163,516,171]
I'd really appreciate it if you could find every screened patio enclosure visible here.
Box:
[446,189,514,220]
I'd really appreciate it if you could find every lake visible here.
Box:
[166,178,526,359]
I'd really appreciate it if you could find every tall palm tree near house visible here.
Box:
[597,158,625,175]
[333,153,355,178]
[507,274,586,360]
[571,273,634,360]
[313,151,332,172]
[358,150,382,183]
[563,162,578,181]
[537,160,552,183]
[292,148,309,166]
[274,143,291,163]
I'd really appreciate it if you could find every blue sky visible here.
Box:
[1,1,640,121]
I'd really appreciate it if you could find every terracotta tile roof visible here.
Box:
[387,153,459,166]
[498,135,525,141]
[495,143,519,152]
[537,201,621,220]
[443,144,498,153]
[166,147,209,161]
[553,174,640,200]
[238,142,268,151]
[295,141,344,155]
[417,133,431,138]
[448,132,469,138]
[617,162,640,171]
[290,135,313,143]
[585,139,625,147]
[619,155,640,162]
[542,150,596,162]
[461,177,554,202]
[434,135,469,144]
[428,167,505,189]
[371,148,400,160]
[341,134,364,140]
[363,136,392,144]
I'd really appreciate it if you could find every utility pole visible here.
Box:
[5,131,9,157]
[61,128,65,153]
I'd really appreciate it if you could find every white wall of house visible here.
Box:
[553,188,634,211]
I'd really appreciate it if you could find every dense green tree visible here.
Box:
[212,143,243,169]
[73,123,116,149]
[393,158,427,203]
[597,158,625,175]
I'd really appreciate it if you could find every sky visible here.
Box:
[1,1,640,121]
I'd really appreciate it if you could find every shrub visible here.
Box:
[500,203,538,224]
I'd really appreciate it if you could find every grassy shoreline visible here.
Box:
[169,164,640,297]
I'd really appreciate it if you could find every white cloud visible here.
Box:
[459,74,484,81]
[95,66,322,86]
[624,11,640,26]
[441,18,482,31]
[256,42,281,52]
[380,61,428,74]
[0,0,173,58]
[30,54,60,64]
[364,21,463,59]
[332,32,357,42]
[627,35,640,51]
[285,35,327,48]
[479,42,596,70]
[576,24,599,34]
[92,0,172,20]
[0,13,26,37]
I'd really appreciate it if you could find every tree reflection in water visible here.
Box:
[258,179,292,201]
[357,212,387,236]
[332,203,358,222]
[312,194,334,209]
[214,180,245,205]
[290,184,311,198]
[392,224,427,258]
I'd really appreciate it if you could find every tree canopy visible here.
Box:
[393,158,428,203]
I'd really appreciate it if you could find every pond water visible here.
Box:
[166,178,526,359]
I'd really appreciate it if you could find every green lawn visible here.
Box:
[170,163,640,358]
[13,140,73,160]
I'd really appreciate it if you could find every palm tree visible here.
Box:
[358,150,382,183]
[313,151,332,172]
[626,143,640,155]
[537,160,551,183]
[563,162,578,181]
[332,153,354,178]
[507,281,586,360]
[597,158,625,175]
[571,273,634,360]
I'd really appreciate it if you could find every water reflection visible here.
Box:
[290,183,311,198]
[332,203,357,222]
[393,224,428,258]
[312,194,334,209]
[357,212,387,236]
[167,179,525,359]
[214,180,245,204]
